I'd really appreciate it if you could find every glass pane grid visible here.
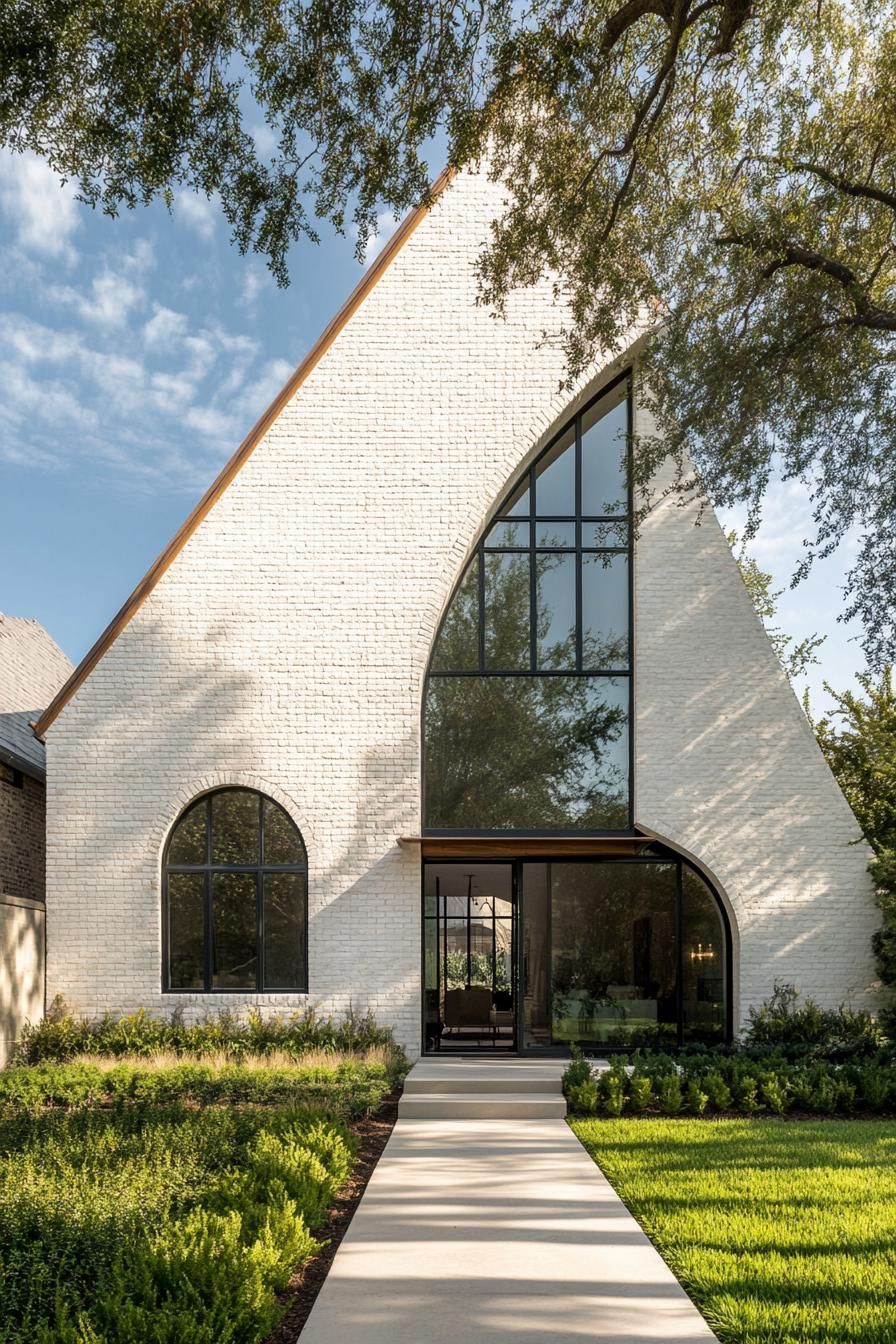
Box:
[425,375,633,831]
[165,788,308,994]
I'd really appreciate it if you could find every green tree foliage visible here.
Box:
[810,669,896,1023]
[728,530,825,682]
[3,1,895,657]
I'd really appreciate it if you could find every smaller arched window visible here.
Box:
[164,788,308,992]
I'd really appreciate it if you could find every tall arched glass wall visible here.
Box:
[424,374,631,832]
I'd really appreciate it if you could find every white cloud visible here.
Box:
[0,150,82,260]
[241,268,269,304]
[241,357,293,417]
[176,191,218,239]
[360,212,400,268]
[0,360,97,434]
[184,405,237,439]
[250,123,278,158]
[143,305,189,348]
[52,270,145,327]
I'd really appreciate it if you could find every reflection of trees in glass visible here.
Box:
[426,545,629,830]
[425,675,628,829]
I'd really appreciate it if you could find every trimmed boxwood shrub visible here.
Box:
[562,1051,896,1118]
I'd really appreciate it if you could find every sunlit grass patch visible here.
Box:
[570,1118,896,1344]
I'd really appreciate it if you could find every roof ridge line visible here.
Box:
[33,165,456,740]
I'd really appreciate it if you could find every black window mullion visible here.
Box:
[256,870,264,992]
[204,869,213,992]
[575,410,583,672]
[528,473,536,671]
[477,547,485,671]
[675,861,684,1047]
[204,798,213,990]
[257,794,265,990]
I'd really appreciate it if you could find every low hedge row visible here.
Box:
[0,1059,393,1119]
[0,1104,355,1344]
[564,1050,896,1117]
[14,1000,399,1065]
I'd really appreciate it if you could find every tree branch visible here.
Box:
[716,231,896,332]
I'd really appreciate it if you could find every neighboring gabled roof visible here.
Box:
[33,165,455,742]
[0,709,47,780]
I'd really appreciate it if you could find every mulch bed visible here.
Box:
[262,1091,400,1344]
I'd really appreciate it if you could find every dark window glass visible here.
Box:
[212,872,257,989]
[534,426,575,516]
[431,555,479,673]
[212,790,259,865]
[536,553,576,669]
[424,675,629,830]
[581,395,627,515]
[681,867,726,1042]
[165,788,307,992]
[582,553,629,667]
[584,521,628,548]
[168,873,205,989]
[168,800,206,865]
[263,873,307,988]
[486,520,527,548]
[424,377,632,832]
[264,798,306,865]
[503,478,530,517]
[549,862,677,1047]
[484,552,530,671]
[535,521,576,548]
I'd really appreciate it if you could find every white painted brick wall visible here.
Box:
[43,168,879,1056]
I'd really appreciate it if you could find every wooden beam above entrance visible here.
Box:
[398,834,656,859]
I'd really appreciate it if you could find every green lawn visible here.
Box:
[570,1118,896,1344]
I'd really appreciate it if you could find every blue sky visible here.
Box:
[0,150,866,714]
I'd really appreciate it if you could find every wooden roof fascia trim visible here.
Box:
[33,166,456,742]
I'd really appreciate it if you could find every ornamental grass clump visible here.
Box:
[14,999,402,1070]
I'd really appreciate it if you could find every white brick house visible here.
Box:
[35,167,878,1058]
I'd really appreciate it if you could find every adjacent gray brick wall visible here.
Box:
[43,169,879,1056]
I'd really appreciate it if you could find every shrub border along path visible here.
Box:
[263,1092,399,1344]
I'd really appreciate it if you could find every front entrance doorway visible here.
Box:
[422,854,731,1054]
[423,863,517,1052]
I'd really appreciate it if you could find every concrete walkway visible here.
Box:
[298,1067,717,1342]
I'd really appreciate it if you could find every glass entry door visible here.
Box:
[424,864,516,1052]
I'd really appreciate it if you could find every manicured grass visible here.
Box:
[570,1118,896,1344]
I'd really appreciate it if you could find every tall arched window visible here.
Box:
[163,788,308,992]
[424,373,632,832]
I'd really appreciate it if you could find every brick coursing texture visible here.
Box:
[43,169,879,1056]
[0,614,72,901]
[0,774,47,903]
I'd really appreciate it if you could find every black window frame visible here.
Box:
[421,851,733,1052]
[162,786,309,994]
[423,369,634,835]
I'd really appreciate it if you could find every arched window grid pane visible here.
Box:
[163,788,308,993]
[429,374,632,682]
[425,373,634,833]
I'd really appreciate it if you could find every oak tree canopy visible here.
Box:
[3,0,894,659]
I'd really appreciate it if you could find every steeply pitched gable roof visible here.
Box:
[33,166,454,741]
[0,613,73,772]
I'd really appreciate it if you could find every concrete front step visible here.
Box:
[403,1072,560,1094]
[398,1092,568,1120]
